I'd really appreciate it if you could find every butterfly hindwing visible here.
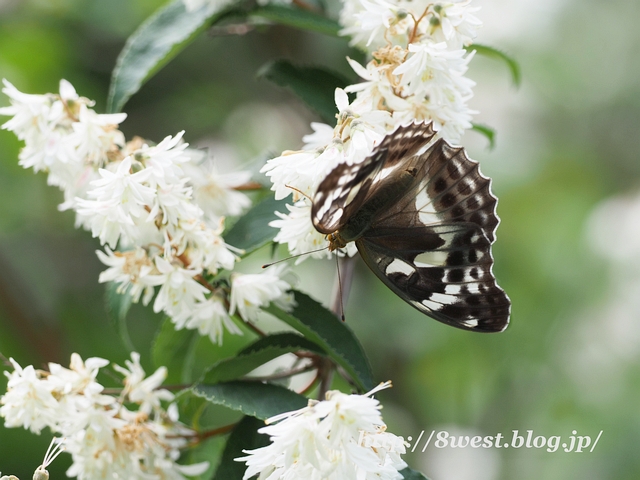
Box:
[357,223,509,331]
[312,122,436,234]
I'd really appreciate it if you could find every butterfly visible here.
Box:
[311,122,510,332]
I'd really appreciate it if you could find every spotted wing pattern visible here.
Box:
[312,122,436,234]
[312,122,511,332]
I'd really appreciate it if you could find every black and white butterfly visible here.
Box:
[311,122,510,332]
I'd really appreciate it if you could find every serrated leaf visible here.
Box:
[264,291,374,391]
[193,381,308,420]
[400,467,431,480]
[251,4,341,36]
[258,60,350,123]
[213,416,270,480]
[202,333,325,384]
[467,43,521,87]
[223,195,288,254]
[471,123,496,150]
[108,0,240,113]
[104,282,135,351]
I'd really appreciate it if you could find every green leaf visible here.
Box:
[152,317,201,384]
[213,416,270,480]
[264,291,374,391]
[471,123,496,150]
[107,0,240,113]
[223,195,288,254]
[104,282,134,352]
[251,5,341,37]
[400,467,431,480]
[184,432,226,480]
[193,381,308,420]
[152,316,253,385]
[258,60,350,123]
[202,333,325,384]
[466,43,521,87]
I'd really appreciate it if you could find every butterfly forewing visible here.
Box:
[312,122,436,234]
[312,121,510,332]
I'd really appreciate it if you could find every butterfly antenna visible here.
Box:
[336,254,345,322]
[262,246,329,268]
[285,184,313,201]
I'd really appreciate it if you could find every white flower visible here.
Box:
[302,122,334,150]
[76,156,156,247]
[174,218,239,273]
[0,359,58,434]
[96,247,163,305]
[66,104,126,166]
[339,0,400,49]
[430,1,482,49]
[237,382,407,480]
[261,148,323,201]
[392,41,476,142]
[113,353,174,414]
[152,256,209,317]
[229,264,295,321]
[47,354,109,398]
[0,79,54,142]
[147,177,202,228]
[137,131,191,186]
[271,201,331,260]
[334,88,391,165]
[183,161,252,219]
[172,296,243,345]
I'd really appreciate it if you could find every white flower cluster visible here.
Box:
[0,80,296,344]
[262,0,482,259]
[237,383,407,479]
[0,353,208,480]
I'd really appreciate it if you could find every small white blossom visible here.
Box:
[237,382,407,480]
[147,177,202,228]
[174,218,239,273]
[137,131,191,186]
[75,156,156,247]
[0,359,58,434]
[152,256,209,317]
[302,122,334,150]
[0,79,55,142]
[172,295,243,345]
[183,160,252,220]
[229,264,295,321]
[47,354,109,398]
[66,104,126,165]
[113,353,174,414]
[96,247,163,305]
[339,0,400,49]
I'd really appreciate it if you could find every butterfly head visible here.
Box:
[326,232,348,252]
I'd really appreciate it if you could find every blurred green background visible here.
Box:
[1,0,639,479]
